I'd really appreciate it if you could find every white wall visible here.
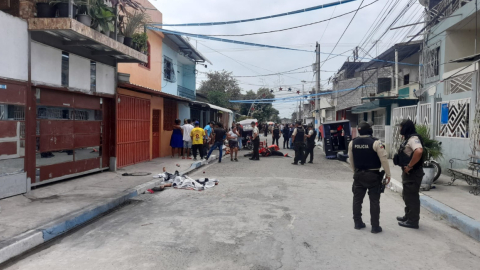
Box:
[31,42,62,86]
[0,11,28,81]
[69,54,91,92]
[96,62,115,95]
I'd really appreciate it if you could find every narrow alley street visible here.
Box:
[3,142,479,270]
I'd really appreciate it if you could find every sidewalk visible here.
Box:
[346,154,480,242]
[0,154,217,264]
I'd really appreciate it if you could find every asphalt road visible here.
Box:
[4,139,480,270]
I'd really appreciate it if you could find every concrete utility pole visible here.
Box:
[395,49,399,96]
[315,42,321,130]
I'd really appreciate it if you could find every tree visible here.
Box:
[198,70,242,109]
[243,88,278,123]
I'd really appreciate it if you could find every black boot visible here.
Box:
[396,216,407,222]
[398,220,419,229]
[371,226,383,234]
[354,221,366,230]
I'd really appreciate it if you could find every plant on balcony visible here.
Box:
[106,0,144,13]
[77,0,94,26]
[35,0,56,18]
[89,0,115,36]
[122,10,150,47]
[51,0,84,18]
[132,32,148,53]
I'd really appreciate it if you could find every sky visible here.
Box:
[150,0,424,118]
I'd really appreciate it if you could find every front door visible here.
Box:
[152,109,160,159]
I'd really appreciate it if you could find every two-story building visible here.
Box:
[416,0,479,168]
[0,0,147,198]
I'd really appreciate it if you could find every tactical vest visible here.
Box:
[307,130,317,147]
[273,127,280,137]
[352,136,382,170]
[395,134,424,169]
[294,127,305,142]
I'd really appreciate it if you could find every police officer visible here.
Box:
[303,124,317,164]
[249,121,260,161]
[291,120,306,165]
[272,124,280,146]
[394,119,424,229]
[348,121,391,234]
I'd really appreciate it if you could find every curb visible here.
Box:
[0,157,217,265]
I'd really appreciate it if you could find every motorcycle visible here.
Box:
[244,136,253,150]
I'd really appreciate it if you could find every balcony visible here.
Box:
[178,85,195,100]
[428,0,472,25]
[28,18,147,66]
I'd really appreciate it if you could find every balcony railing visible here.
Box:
[178,85,195,100]
[428,0,472,25]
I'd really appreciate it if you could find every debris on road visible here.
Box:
[154,171,219,191]
[121,172,152,176]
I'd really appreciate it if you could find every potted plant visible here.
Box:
[123,10,149,47]
[132,32,148,53]
[116,14,125,43]
[35,0,56,18]
[54,0,80,18]
[416,124,443,190]
[89,0,115,36]
[77,0,92,26]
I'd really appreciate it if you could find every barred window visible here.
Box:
[163,56,176,82]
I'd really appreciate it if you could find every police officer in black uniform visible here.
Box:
[303,124,317,164]
[394,119,424,229]
[272,124,280,146]
[291,120,306,165]
[348,121,391,234]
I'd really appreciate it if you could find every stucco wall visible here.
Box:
[96,62,115,95]
[177,54,196,91]
[32,42,62,86]
[118,30,163,91]
[178,101,191,122]
[69,54,91,91]
[444,30,476,73]
[0,11,28,82]
[161,42,179,96]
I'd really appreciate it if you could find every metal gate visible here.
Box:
[152,109,160,159]
[117,95,150,168]
[390,105,418,157]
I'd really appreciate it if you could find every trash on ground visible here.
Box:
[122,172,152,176]
[153,171,219,191]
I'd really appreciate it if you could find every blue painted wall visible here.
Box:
[162,42,197,96]
[178,101,191,122]
[162,43,179,96]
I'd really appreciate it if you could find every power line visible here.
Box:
[182,1,379,37]
[321,0,366,69]
[152,0,359,27]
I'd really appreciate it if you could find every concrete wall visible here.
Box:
[96,62,115,95]
[178,101,191,122]
[177,54,196,91]
[68,54,90,91]
[444,30,476,73]
[31,42,62,86]
[161,42,179,96]
[0,11,28,82]
[118,30,164,92]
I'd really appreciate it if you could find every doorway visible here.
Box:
[152,109,161,159]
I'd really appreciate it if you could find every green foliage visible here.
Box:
[132,32,148,53]
[123,11,150,38]
[89,0,115,34]
[206,91,229,109]
[198,70,242,109]
[415,124,443,161]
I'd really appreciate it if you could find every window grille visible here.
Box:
[436,98,470,138]
[425,47,440,78]
[444,71,474,95]
[163,56,176,82]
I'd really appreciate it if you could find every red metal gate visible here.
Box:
[152,109,160,159]
[117,95,150,167]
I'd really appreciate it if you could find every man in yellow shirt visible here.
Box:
[190,121,206,160]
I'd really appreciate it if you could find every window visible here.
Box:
[425,46,440,78]
[61,52,69,87]
[163,100,177,131]
[403,74,410,85]
[163,56,175,82]
[90,61,96,92]
[377,78,391,93]
[139,42,151,69]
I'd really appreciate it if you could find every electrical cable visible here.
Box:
[321,0,366,69]
[181,1,378,37]
[152,0,359,27]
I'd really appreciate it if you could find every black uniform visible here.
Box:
[251,128,260,160]
[293,127,305,164]
[396,134,424,225]
[351,136,383,228]
[303,129,317,163]
[272,127,280,146]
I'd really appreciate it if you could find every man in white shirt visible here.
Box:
[249,121,260,161]
[182,119,194,159]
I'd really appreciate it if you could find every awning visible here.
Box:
[351,98,417,114]
[163,34,212,65]
[207,103,233,114]
[118,82,191,102]
[190,101,233,113]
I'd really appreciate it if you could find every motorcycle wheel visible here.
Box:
[431,161,442,182]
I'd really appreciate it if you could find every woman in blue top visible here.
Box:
[170,119,183,158]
